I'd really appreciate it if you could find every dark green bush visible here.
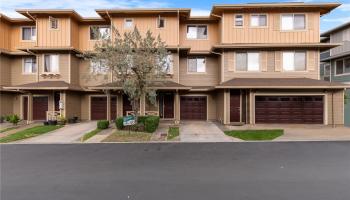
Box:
[137,116,148,124]
[97,120,109,129]
[115,117,124,130]
[144,116,160,133]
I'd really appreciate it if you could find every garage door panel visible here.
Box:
[91,97,107,120]
[180,96,207,120]
[255,96,324,124]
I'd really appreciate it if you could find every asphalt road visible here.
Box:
[1,142,350,200]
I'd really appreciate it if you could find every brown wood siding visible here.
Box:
[223,50,319,82]
[70,54,80,85]
[65,91,81,119]
[179,22,219,52]
[0,20,11,50]
[37,17,70,47]
[0,55,11,86]
[10,24,36,51]
[0,92,14,116]
[10,56,37,85]
[222,12,320,44]
[328,89,344,125]
[79,59,109,86]
[179,56,219,86]
[71,18,79,49]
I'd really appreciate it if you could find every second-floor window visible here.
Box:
[49,17,59,30]
[335,57,350,75]
[281,14,305,31]
[323,63,331,81]
[188,57,206,73]
[90,26,110,40]
[124,19,134,29]
[44,54,59,73]
[22,26,36,41]
[157,17,165,28]
[23,57,37,74]
[91,60,108,74]
[186,25,208,39]
[282,51,306,71]
[235,52,260,71]
[234,14,244,27]
[250,14,267,27]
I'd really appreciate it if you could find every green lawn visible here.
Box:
[224,129,284,141]
[167,127,179,140]
[0,127,17,133]
[0,125,63,143]
[81,129,102,142]
[102,130,151,142]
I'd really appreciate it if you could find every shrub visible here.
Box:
[115,117,124,130]
[137,116,148,124]
[97,120,109,129]
[8,114,20,125]
[5,115,11,122]
[144,116,160,133]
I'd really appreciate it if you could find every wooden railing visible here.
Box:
[46,111,60,121]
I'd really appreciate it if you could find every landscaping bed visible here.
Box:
[167,126,180,140]
[224,129,284,141]
[102,131,152,142]
[0,125,63,143]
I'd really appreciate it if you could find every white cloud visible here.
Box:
[191,9,210,17]
[323,16,350,23]
[0,0,171,18]
[339,3,350,11]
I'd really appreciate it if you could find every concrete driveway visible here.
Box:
[18,121,96,144]
[180,121,238,142]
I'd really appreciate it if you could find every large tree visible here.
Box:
[81,27,171,119]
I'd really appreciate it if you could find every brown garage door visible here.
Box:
[91,97,107,120]
[255,96,323,124]
[33,96,48,120]
[180,96,207,120]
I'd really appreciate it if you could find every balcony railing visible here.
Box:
[46,111,60,121]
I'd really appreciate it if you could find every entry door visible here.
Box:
[122,94,133,116]
[230,90,240,122]
[162,93,174,119]
[110,96,117,120]
[23,96,28,120]
[54,92,60,111]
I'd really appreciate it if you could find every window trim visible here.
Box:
[20,26,36,41]
[156,17,166,29]
[124,18,134,29]
[49,16,59,30]
[249,14,268,28]
[89,25,111,41]
[42,54,60,74]
[187,57,207,74]
[22,57,37,75]
[335,57,350,76]
[280,13,307,32]
[282,51,307,72]
[186,24,209,40]
[234,52,261,72]
[234,14,244,28]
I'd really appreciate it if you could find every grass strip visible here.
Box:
[167,127,179,140]
[102,130,151,142]
[81,129,102,142]
[224,129,283,141]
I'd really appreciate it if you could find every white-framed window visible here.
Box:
[23,57,37,74]
[89,26,110,40]
[90,60,108,74]
[21,26,36,41]
[44,54,59,73]
[235,52,260,71]
[49,16,59,30]
[157,17,165,28]
[187,57,206,73]
[250,14,267,27]
[281,14,306,30]
[282,51,306,71]
[234,14,244,27]
[186,25,208,39]
[124,18,134,29]
[335,57,350,75]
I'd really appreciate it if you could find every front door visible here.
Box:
[23,96,28,120]
[230,90,240,122]
[33,96,49,120]
[162,93,174,119]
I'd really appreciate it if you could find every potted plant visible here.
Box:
[57,115,66,125]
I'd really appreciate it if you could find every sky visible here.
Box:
[0,0,349,33]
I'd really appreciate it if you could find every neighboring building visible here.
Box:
[320,21,350,126]
[0,3,347,126]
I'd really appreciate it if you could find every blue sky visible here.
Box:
[0,0,349,33]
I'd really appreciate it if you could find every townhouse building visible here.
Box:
[0,3,347,126]
[320,21,350,126]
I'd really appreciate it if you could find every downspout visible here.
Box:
[26,11,37,46]
[332,90,335,128]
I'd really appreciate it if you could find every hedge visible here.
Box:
[144,116,160,133]
[115,117,124,130]
[97,120,109,129]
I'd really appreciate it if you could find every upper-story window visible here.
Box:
[49,16,59,30]
[23,57,37,74]
[235,52,260,71]
[157,17,165,28]
[323,63,331,81]
[281,14,305,31]
[335,57,350,75]
[157,54,173,74]
[91,60,108,74]
[22,26,36,41]
[44,54,59,73]
[186,25,208,39]
[90,26,110,40]
[188,57,206,73]
[250,14,267,27]
[124,18,134,29]
[282,51,306,71]
[234,14,244,27]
